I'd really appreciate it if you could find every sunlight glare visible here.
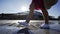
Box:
[21,6,28,11]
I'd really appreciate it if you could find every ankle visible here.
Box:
[25,21,29,23]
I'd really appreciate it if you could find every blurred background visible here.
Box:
[0,0,60,34]
[0,0,60,20]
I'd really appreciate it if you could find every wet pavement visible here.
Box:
[0,20,60,34]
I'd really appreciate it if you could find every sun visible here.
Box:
[21,6,28,11]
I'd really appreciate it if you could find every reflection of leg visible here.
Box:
[42,9,49,24]
[17,28,30,34]
[26,3,35,23]
[44,29,49,34]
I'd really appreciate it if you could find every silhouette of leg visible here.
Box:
[40,8,49,29]
[26,3,35,23]
[18,3,35,27]
[42,9,49,24]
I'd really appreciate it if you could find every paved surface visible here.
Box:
[0,20,60,34]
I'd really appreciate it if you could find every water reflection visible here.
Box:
[44,29,49,34]
[0,20,60,34]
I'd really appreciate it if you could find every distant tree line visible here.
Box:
[58,16,60,20]
[0,14,59,20]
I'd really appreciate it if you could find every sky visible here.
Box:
[0,0,60,18]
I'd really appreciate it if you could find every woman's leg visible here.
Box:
[40,5,49,29]
[40,9,49,29]
[42,9,49,24]
[18,3,35,27]
[26,3,35,23]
